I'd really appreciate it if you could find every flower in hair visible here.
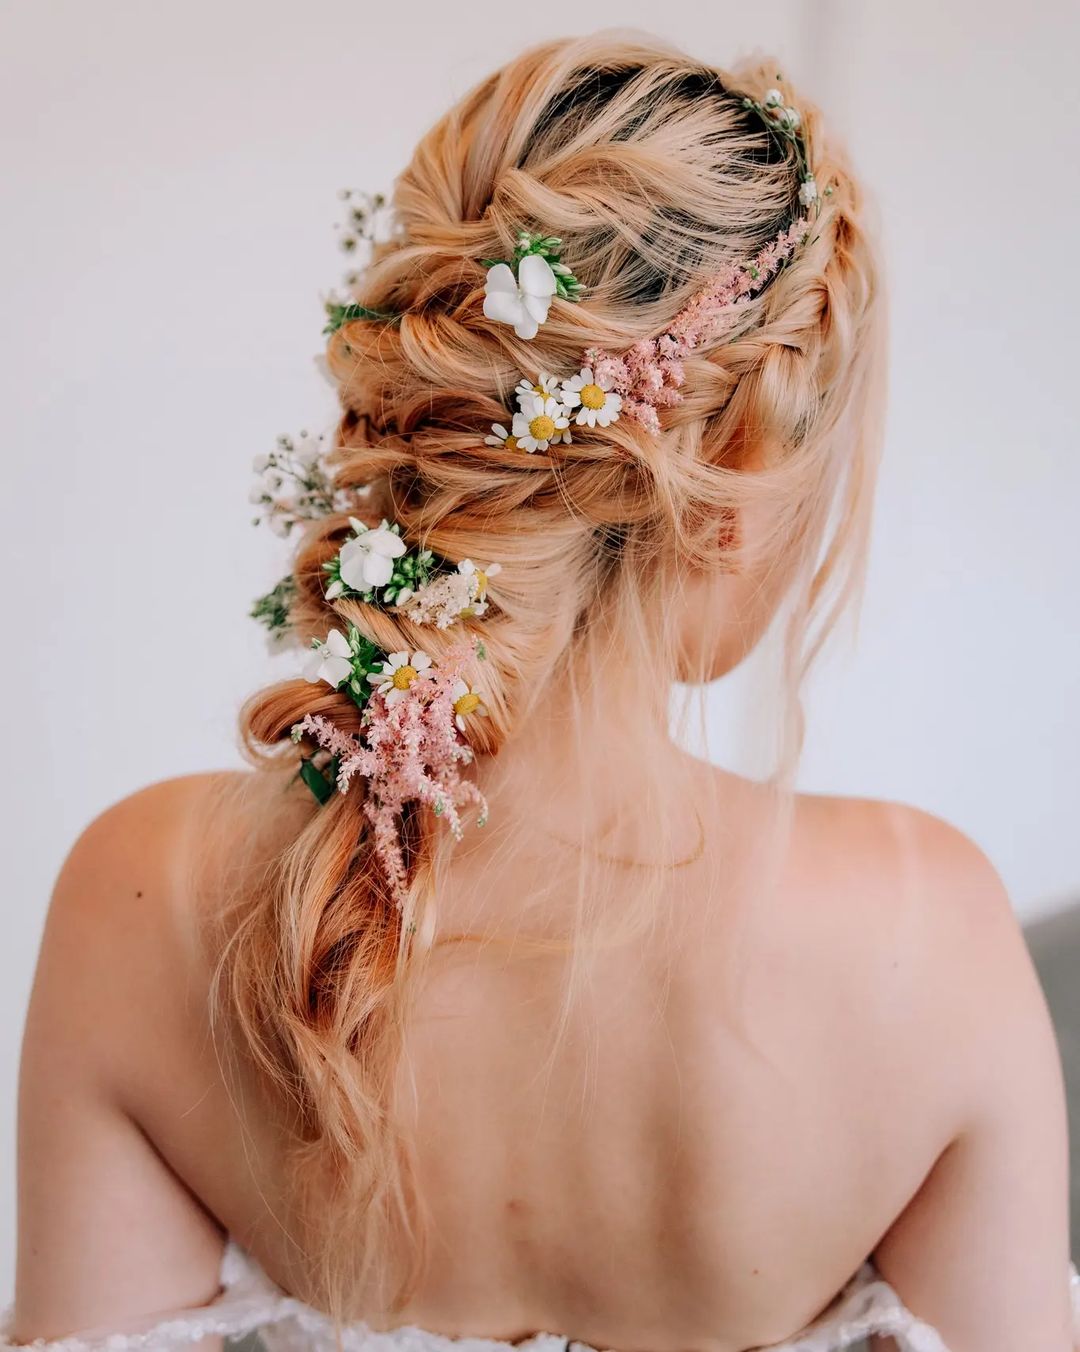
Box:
[291,639,489,903]
[512,392,572,452]
[560,367,622,429]
[485,422,521,452]
[484,254,558,340]
[457,559,500,609]
[334,518,407,592]
[368,649,434,707]
[482,231,584,340]
[324,519,437,606]
[302,628,356,688]
[403,558,500,629]
[515,373,562,402]
[250,431,355,537]
[451,678,488,733]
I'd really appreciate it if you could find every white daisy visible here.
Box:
[482,254,557,340]
[514,373,561,406]
[338,518,407,591]
[458,559,502,601]
[484,422,521,451]
[456,559,502,616]
[302,629,354,688]
[451,678,489,734]
[367,649,433,706]
[559,367,622,429]
[511,392,572,453]
[798,176,818,207]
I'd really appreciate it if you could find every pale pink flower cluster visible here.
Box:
[585,219,811,435]
[292,644,488,903]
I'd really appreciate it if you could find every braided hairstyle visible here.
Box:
[222,32,885,1315]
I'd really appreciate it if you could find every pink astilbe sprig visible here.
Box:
[291,643,488,904]
[586,218,811,434]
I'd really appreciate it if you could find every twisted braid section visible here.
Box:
[225,35,885,1318]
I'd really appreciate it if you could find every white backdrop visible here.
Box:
[2,0,1078,1292]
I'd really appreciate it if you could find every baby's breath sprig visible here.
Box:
[741,77,831,211]
[250,431,355,537]
[484,230,585,302]
[325,189,400,334]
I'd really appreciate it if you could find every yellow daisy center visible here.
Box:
[504,435,519,451]
[580,382,606,410]
[532,383,547,395]
[475,569,488,593]
[529,414,556,441]
[454,691,481,718]
[392,664,418,690]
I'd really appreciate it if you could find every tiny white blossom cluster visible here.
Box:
[249,431,356,537]
[485,366,622,454]
[756,84,820,209]
[403,559,502,629]
[333,189,395,297]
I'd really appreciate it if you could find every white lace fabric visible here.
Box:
[3,1246,1078,1352]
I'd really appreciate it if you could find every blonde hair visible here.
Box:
[215,31,885,1318]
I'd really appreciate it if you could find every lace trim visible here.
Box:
[2,1246,1077,1352]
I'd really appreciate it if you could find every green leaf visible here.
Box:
[298,758,336,805]
[323,301,397,336]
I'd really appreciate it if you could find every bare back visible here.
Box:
[13,768,1072,1351]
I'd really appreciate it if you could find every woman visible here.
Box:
[7,33,1077,1352]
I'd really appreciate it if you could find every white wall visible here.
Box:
[1,0,1077,1294]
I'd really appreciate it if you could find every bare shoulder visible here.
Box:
[47,772,248,959]
[789,790,1022,961]
[27,773,263,1098]
[787,791,1052,1110]
[15,774,267,1335]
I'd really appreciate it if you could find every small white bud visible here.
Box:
[764,88,783,108]
[798,177,818,207]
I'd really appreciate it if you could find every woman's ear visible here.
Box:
[672,490,789,685]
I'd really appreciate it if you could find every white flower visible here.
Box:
[451,678,489,734]
[798,176,818,207]
[560,367,622,428]
[252,452,270,473]
[458,559,501,601]
[484,422,521,451]
[367,649,433,706]
[455,559,502,616]
[483,254,558,340]
[763,88,784,108]
[292,431,325,466]
[302,628,353,688]
[511,392,572,453]
[515,373,561,405]
[337,518,407,591]
[269,515,292,539]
